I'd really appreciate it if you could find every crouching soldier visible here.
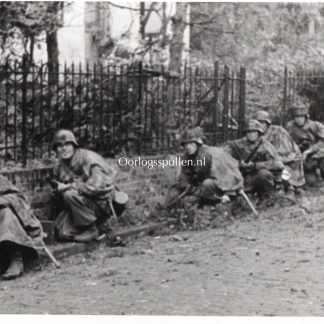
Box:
[286,106,324,186]
[225,120,284,201]
[256,110,305,196]
[0,175,43,280]
[52,129,128,242]
[165,127,244,208]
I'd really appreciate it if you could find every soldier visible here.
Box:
[0,175,43,280]
[225,120,284,201]
[255,110,305,196]
[52,129,127,242]
[165,127,244,208]
[286,106,324,186]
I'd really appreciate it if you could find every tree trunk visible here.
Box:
[46,29,59,86]
[169,2,188,72]
[46,2,61,86]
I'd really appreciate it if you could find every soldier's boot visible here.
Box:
[1,249,24,280]
[256,190,277,209]
[274,183,285,196]
[285,184,295,200]
[74,223,99,243]
[97,219,113,236]
[295,186,305,197]
[304,170,318,187]
[254,169,275,204]
[319,164,324,180]
[197,195,221,208]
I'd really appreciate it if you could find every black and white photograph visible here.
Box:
[0,1,324,319]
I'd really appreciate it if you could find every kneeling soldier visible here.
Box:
[165,127,244,208]
[0,175,43,280]
[286,105,324,186]
[52,129,127,242]
[225,120,284,201]
[256,110,305,196]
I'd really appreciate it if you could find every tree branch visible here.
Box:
[106,2,155,12]
[187,18,219,26]
[195,26,236,34]
[189,16,235,33]
[141,2,156,30]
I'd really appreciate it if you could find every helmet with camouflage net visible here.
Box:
[290,105,309,117]
[53,129,79,150]
[255,110,271,124]
[181,127,205,145]
[244,119,264,134]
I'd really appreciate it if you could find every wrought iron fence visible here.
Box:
[283,66,324,124]
[0,56,246,164]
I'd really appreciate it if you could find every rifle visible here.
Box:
[239,189,258,217]
[298,139,311,153]
[41,243,61,268]
[165,185,193,209]
[298,125,319,153]
[243,137,264,164]
[47,176,59,191]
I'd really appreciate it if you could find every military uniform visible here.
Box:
[0,175,43,280]
[225,120,284,196]
[286,106,324,184]
[256,110,305,190]
[166,127,244,207]
[52,130,120,242]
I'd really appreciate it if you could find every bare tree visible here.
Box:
[169,2,189,72]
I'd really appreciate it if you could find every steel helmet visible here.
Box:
[181,127,206,145]
[255,110,271,124]
[291,105,309,117]
[244,119,264,134]
[53,129,79,150]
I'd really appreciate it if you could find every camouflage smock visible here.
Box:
[0,174,44,267]
[53,148,117,212]
[225,137,284,174]
[177,145,244,192]
[263,124,305,187]
[286,119,324,159]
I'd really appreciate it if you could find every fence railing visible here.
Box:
[0,56,246,164]
[283,66,324,124]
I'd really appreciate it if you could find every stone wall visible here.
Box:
[0,154,180,222]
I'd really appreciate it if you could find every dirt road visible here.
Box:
[1,203,324,315]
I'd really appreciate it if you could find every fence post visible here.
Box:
[212,61,219,145]
[239,67,246,137]
[21,54,28,166]
[223,65,229,142]
[283,66,288,126]
[137,61,143,155]
[4,63,9,161]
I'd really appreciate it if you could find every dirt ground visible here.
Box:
[2,197,324,315]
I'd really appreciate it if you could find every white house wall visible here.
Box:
[58,2,85,65]
[108,2,140,49]
[34,1,190,66]
[182,4,191,63]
